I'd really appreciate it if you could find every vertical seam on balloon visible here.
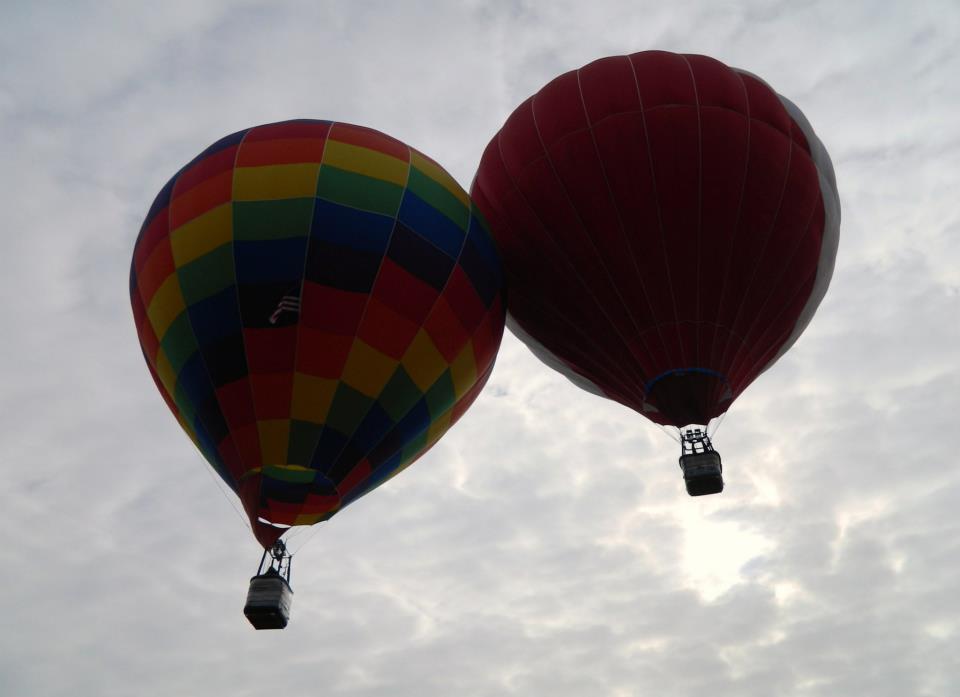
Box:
[627,54,687,372]
[706,69,753,394]
[503,281,647,405]
[528,72,651,394]
[485,224,645,404]
[171,141,251,474]
[135,221,175,402]
[225,126,270,525]
[766,96,840,367]
[724,170,821,383]
[476,144,648,405]
[153,189,229,474]
[714,127,795,380]
[296,126,415,490]
[490,101,649,404]
[729,259,819,388]
[680,54,706,414]
[574,64,651,355]
[320,165,475,492]
[335,200,492,501]
[728,266,818,389]
[153,130,259,521]
[297,139,485,500]
[341,356,498,507]
[576,57,670,387]
[283,121,338,524]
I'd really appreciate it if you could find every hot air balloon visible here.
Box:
[130,119,505,627]
[472,51,839,496]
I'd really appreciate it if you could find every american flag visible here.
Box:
[269,287,301,325]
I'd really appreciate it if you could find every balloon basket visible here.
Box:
[244,540,293,630]
[679,428,724,496]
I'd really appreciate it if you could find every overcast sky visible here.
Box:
[1,1,959,695]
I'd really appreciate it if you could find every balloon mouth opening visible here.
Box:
[644,368,729,427]
[251,517,292,549]
[257,517,293,529]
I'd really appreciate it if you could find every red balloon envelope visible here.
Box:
[472,51,840,429]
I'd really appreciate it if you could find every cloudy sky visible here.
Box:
[2,1,959,695]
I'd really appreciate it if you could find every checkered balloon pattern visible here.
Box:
[130,120,505,546]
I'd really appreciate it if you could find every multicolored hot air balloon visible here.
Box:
[472,50,839,495]
[130,120,505,558]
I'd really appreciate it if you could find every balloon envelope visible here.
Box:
[472,51,839,428]
[131,120,505,547]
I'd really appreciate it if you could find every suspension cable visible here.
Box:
[198,457,252,534]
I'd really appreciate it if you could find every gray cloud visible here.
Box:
[2,1,959,695]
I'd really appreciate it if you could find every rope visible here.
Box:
[288,521,325,556]
[707,411,728,438]
[659,422,681,443]
[198,458,252,534]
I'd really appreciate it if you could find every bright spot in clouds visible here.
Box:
[679,507,775,601]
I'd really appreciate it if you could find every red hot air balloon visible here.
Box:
[472,51,839,495]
